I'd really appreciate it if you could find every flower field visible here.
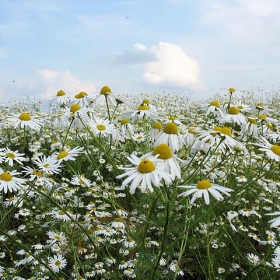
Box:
[0,86,280,279]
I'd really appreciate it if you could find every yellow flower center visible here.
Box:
[228,106,239,115]
[153,144,172,159]
[97,124,106,131]
[213,126,222,132]
[256,103,264,110]
[115,217,122,222]
[142,98,150,104]
[19,112,31,121]
[57,90,66,96]
[57,151,68,160]
[75,91,88,99]
[138,159,156,173]
[258,114,266,120]
[152,122,162,130]
[221,127,232,137]
[0,171,12,181]
[228,87,236,93]
[33,170,43,177]
[70,104,81,112]
[168,116,176,121]
[271,145,280,156]
[237,105,244,109]
[137,104,149,110]
[43,163,50,168]
[100,86,111,95]
[197,180,212,189]
[210,100,220,108]
[58,210,65,215]
[6,152,15,159]
[9,197,15,202]
[266,122,274,130]
[248,117,257,124]
[164,122,178,134]
[120,119,130,125]
[54,260,62,266]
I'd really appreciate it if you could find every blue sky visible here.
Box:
[1,0,280,103]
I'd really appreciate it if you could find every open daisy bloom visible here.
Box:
[221,106,247,126]
[255,136,280,161]
[92,85,117,107]
[8,112,41,131]
[121,103,158,121]
[116,154,173,194]
[0,168,26,193]
[152,143,181,180]
[154,121,185,152]
[88,116,114,137]
[178,179,233,205]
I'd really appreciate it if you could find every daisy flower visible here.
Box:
[0,148,26,166]
[121,103,158,121]
[154,121,185,152]
[116,154,173,194]
[149,121,163,142]
[92,85,117,107]
[200,99,224,118]
[178,180,233,205]
[193,126,236,154]
[119,118,135,139]
[266,212,280,228]
[0,168,26,193]
[221,106,247,126]
[51,146,84,162]
[87,116,114,137]
[73,91,91,107]
[32,155,61,175]
[48,254,67,273]
[254,136,280,161]
[7,112,41,130]
[50,89,74,105]
[151,143,181,180]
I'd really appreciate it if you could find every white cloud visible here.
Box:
[37,69,97,99]
[143,42,205,90]
[199,0,280,44]
[133,43,147,50]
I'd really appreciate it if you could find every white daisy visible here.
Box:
[153,121,185,152]
[7,112,41,130]
[221,106,247,126]
[178,180,233,205]
[116,154,173,194]
[0,148,26,166]
[200,99,224,118]
[149,122,163,142]
[50,89,74,105]
[0,168,26,193]
[193,126,236,154]
[48,254,67,273]
[150,143,181,180]
[266,212,280,228]
[87,117,114,137]
[73,91,91,107]
[121,103,158,121]
[51,146,84,162]
[92,85,117,107]
[254,136,280,161]
[32,155,61,175]
[119,119,135,139]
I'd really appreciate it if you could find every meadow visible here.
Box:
[0,86,280,279]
